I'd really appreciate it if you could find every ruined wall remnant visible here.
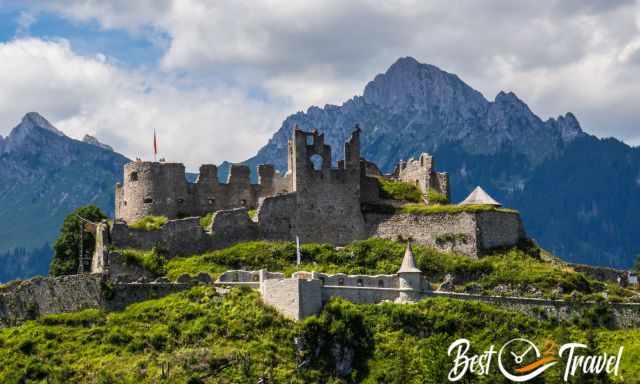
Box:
[116,161,289,223]
[364,210,526,258]
[0,274,105,327]
[395,153,450,202]
[104,126,526,264]
[0,274,195,327]
[289,127,367,244]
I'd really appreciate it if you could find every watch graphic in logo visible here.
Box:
[498,338,559,382]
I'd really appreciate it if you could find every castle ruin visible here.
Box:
[94,125,526,276]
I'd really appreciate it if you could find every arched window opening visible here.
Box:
[310,154,323,171]
[129,172,138,181]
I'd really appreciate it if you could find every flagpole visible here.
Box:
[153,129,157,162]
[296,235,301,268]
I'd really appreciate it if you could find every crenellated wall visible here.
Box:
[103,127,526,265]
[215,270,640,326]
[116,161,289,223]
[289,128,367,244]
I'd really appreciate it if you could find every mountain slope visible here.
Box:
[240,57,640,268]
[0,113,129,279]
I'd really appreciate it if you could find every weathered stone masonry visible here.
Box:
[116,161,289,223]
[215,245,640,327]
[99,126,526,265]
[0,274,192,327]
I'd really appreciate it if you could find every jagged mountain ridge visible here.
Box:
[234,57,638,268]
[0,113,129,280]
[242,57,584,175]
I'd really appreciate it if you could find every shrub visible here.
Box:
[40,309,105,327]
[377,178,423,202]
[400,203,518,215]
[119,248,167,276]
[199,212,215,230]
[427,188,448,204]
[128,216,168,231]
[49,205,108,276]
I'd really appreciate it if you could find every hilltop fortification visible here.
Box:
[93,125,525,274]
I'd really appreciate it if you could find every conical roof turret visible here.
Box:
[398,241,421,273]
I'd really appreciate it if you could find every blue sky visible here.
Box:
[0,1,639,169]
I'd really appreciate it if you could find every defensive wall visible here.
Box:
[215,269,640,327]
[0,273,195,327]
[95,206,524,266]
[116,161,290,223]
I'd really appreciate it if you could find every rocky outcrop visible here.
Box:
[83,134,114,151]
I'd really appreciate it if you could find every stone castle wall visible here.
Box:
[97,207,525,266]
[395,153,450,201]
[475,210,525,251]
[261,277,323,320]
[0,274,192,327]
[107,208,259,257]
[116,161,289,223]
[364,210,525,258]
[215,271,640,327]
[364,212,480,256]
[289,128,366,244]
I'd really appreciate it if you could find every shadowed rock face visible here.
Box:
[235,57,639,269]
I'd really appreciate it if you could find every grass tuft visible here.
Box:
[128,216,168,231]
[377,178,423,202]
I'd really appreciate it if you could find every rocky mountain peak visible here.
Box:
[18,112,65,137]
[4,113,66,154]
[83,134,114,151]
[363,56,488,115]
[548,112,584,143]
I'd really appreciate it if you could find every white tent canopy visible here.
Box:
[459,186,501,207]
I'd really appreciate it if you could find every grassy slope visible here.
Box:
[2,239,637,382]
[158,239,636,302]
[0,286,635,383]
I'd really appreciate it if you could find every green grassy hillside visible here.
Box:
[119,239,638,302]
[0,286,637,383]
[1,239,638,383]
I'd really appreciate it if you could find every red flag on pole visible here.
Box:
[153,129,158,161]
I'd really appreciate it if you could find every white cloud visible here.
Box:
[0,38,287,169]
[7,0,640,162]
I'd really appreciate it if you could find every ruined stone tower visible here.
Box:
[395,153,450,202]
[286,126,366,244]
[115,161,288,223]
